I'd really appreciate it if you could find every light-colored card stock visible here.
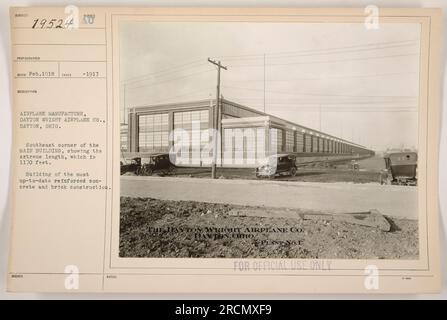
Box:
[8,7,442,293]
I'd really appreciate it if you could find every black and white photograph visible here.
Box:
[118,21,420,260]
[3,4,444,296]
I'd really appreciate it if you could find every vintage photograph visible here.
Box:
[118,21,420,260]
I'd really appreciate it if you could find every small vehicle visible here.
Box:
[139,153,176,176]
[256,154,297,179]
[120,157,142,175]
[381,151,417,186]
[351,160,359,171]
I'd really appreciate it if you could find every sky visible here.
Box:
[120,22,421,152]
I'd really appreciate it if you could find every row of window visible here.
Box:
[276,128,353,154]
[134,110,356,155]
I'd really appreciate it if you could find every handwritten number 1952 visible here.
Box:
[31,18,66,29]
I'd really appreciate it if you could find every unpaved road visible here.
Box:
[120,176,418,219]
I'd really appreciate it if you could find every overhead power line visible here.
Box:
[223,72,418,82]
[122,40,419,85]
[226,53,419,68]
[212,39,419,59]
[222,85,418,99]
[121,59,207,84]
[127,69,213,90]
[133,87,214,105]
[218,42,418,63]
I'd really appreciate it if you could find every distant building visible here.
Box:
[124,99,373,167]
[120,123,128,152]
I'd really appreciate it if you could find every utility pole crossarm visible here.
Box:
[207,58,228,70]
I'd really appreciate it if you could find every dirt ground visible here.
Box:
[120,197,418,259]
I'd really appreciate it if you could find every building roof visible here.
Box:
[219,99,367,149]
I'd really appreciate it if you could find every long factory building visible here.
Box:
[121,99,374,167]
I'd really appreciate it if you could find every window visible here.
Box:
[173,110,209,165]
[312,136,318,152]
[223,127,266,165]
[120,135,128,152]
[120,125,128,152]
[295,132,304,152]
[305,135,312,152]
[256,128,265,160]
[223,128,233,165]
[245,128,256,165]
[138,113,169,152]
[270,128,283,153]
[285,130,294,152]
[234,128,244,165]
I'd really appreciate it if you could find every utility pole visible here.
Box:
[208,58,227,179]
